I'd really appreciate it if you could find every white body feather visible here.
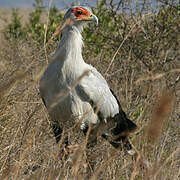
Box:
[40,24,119,130]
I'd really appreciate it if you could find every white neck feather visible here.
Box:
[52,25,84,65]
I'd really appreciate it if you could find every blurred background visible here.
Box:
[0,0,163,9]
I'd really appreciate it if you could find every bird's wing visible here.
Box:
[77,66,119,121]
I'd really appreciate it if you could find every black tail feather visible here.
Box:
[102,111,137,151]
[101,89,137,152]
[110,89,137,136]
[126,118,137,132]
[111,113,137,136]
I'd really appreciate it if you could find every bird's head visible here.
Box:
[51,6,98,39]
[64,6,98,25]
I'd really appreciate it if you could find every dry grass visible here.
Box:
[0,8,180,180]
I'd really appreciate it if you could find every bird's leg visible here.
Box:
[51,121,63,143]
[51,121,68,146]
[51,121,72,162]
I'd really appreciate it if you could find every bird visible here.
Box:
[39,6,137,155]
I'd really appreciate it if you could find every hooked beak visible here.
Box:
[81,14,98,25]
[90,14,98,25]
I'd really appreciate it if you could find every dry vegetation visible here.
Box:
[0,0,180,179]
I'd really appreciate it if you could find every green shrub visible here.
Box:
[4,0,179,73]
[4,0,63,44]
[5,8,26,39]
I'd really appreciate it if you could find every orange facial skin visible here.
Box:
[72,7,91,20]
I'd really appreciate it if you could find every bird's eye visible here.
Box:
[76,11,82,15]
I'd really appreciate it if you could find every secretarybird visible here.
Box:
[40,6,137,155]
